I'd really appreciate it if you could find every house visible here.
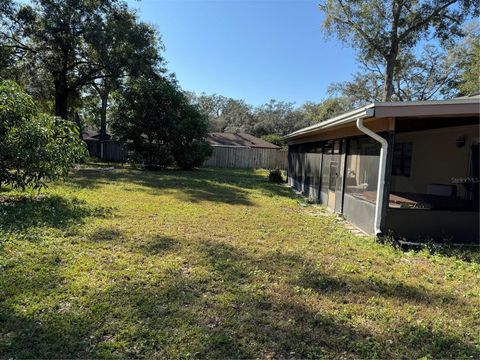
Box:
[285,96,479,244]
[204,132,286,169]
[206,132,280,149]
[81,129,112,141]
[82,129,127,162]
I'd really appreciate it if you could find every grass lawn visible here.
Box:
[0,165,479,359]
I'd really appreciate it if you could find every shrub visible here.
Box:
[268,169,284,183]
[0,80,86,189]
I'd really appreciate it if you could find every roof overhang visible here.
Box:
[284,98,480,142]
[284,104,375,140]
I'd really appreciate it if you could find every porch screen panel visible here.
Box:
[293,147,303,191]
[289,145,302,190]
[341,137,381,234]
[298,151,306,193]
[287,145,295,187]
[344,137,381,204]
[304,142,323,201]
[303,145,312,196]
[320,141,333,205]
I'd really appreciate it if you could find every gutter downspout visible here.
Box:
[356,117,388,236]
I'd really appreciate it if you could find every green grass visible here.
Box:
[0,165,479,359]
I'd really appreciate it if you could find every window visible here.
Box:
[392,142,412,177]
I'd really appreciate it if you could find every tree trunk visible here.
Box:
[98,89,109,160]
[100,93,108,141]
[54,73,69,119]
[54,46,71,119]
[382,40,400,102]
[382,60,394,101]
[74,112,84,139]
[383,3,401,102]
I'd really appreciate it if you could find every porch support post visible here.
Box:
[356,117,389,236]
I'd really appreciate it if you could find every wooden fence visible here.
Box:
[84,139,128,163]
[84,140,287,169]
[203,146,288,169]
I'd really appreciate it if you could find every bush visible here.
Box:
[261,134,284,147]
[111,76,212,170]
[0,80,86,189]
[173,140,213,170]
[268,169,284,183]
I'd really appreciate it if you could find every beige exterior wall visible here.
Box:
[391,124,478,197]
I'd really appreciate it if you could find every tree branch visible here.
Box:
[399,0,458,42]
[332,0,388,57]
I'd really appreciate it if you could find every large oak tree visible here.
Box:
[1,0,161,122]
[319,0,479,101]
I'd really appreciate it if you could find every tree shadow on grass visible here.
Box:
[0,194,112,233]
[260,251,461,306]
[88,227,125,242]
[0,235,92,358]
[136,235,182,256]
[1,238,477,358]
[70,167,294,206]
[190,241,478,358]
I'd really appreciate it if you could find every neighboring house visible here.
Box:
[204,132,286,169]
[206,132,280,149]
[81,129,112,141]
[82,130,127,162]
[285,96,479,244]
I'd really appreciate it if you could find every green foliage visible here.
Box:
[0,80,86,189]
[111,76,211,169]
[191,94,312,138]
[192,93,357,138]
[268,168,284,183]
[302,98,351,124]
[455,23,480,96]
[173,140,213,170]
[329,46,462,103]
[1,0,163,122]
[86,3,163,141]
[261,134,284,147]
[190,93,229,132]
[319,0,479,101]
[221,98,256,133]
[1,0,115,118]
[253,99,308,137]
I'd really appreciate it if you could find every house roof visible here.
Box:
[82,129,112,140]
[206,132,280,149]
[285,96,480,141]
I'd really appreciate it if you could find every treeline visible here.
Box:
[188,94,352,145]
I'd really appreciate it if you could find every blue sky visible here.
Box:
[127,0,359,106]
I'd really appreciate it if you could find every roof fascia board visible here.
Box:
[374,101,480,118]
[373,98,480,107]
[284,104,374,140]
